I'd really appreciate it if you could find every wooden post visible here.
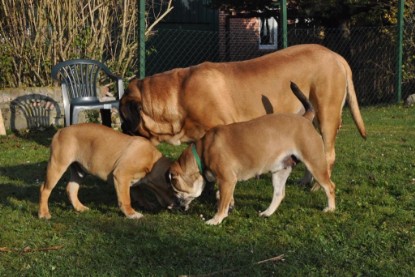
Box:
[139,0,146,79]
[280,0,287,48]
[395,0,405,103]
[0,109,6,135]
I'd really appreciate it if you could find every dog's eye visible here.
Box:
[167,172,178,185]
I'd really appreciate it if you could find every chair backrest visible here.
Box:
[51,59,116,104]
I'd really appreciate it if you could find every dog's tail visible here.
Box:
[341,59,367,139]
[290,81,315,121]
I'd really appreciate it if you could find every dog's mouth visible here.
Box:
[121,121,145,137]
[174,193,195,211]
[164,198,189,212]
[166,198,180,210]
[171,182,197,209]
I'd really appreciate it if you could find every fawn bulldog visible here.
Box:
[38,123,175,219]
[169,82,336,225]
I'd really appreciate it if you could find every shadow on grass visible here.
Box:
[0,161,122,214]
[0,162,48,184]
[78,215,285,276]
[10,94,62,133]
[11,126,58,147]
[0,164,168,219]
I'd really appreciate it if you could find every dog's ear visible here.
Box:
[120,100,141,135]
[167,168,180,184]
[120,80,142,135]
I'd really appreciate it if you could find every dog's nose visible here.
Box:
[176,198,190,212]
[175,197,181,205]
[164,198,184,211]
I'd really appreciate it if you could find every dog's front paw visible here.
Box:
[74,205,89,213]
[205,216,223,225]
[205,218,220,225]
[259,210,272,217]
[323,206,335,213]
[38,212,51,220]
[126,212,144,219]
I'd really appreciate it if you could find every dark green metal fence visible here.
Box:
[145,25,415,106]
[146,29,219,76]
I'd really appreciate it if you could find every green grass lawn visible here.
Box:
[0,105,414,276]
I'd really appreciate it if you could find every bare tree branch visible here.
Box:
[0,0,174,88]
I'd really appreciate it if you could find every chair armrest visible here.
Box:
[105,72,124,99]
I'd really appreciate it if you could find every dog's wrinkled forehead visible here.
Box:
[181,171,203,190]
[169,162,201,192]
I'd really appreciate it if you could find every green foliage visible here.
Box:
[84,111,101,124]
[0,44,14,86]
[0,106,414,275]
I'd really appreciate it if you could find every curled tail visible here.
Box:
[290,81,315,121]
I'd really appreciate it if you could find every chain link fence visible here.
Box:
[146,25,415,106]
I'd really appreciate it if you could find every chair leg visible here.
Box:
[72,107,80,125]
[100,109,112,127]
[64,104,71,126]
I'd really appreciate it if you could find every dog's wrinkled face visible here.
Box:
[119,97,143,136]
[169,161,205,211]
[119,79,148,137]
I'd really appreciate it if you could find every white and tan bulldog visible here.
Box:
[169,82,336,225]
[120,44,367,184]
[38,123,175,219]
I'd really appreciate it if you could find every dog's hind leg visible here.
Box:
[38,159,69,219]
[303,155,336,212]
[315,84,343,180]
[260,167,292,217]
[66,164,89,213]
[312,167,336,212]
[312,172,336,212]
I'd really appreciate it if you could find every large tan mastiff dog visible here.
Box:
[120,44,366,180]
[38,123,175,219]
[169,82,336,225]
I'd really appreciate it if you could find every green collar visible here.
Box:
[191,144,203,173]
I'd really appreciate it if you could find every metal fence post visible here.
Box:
[395,0,404,103]
[139,0,146,79]
[280,0,287,48]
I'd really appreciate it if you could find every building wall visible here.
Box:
[219,11,274,62]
